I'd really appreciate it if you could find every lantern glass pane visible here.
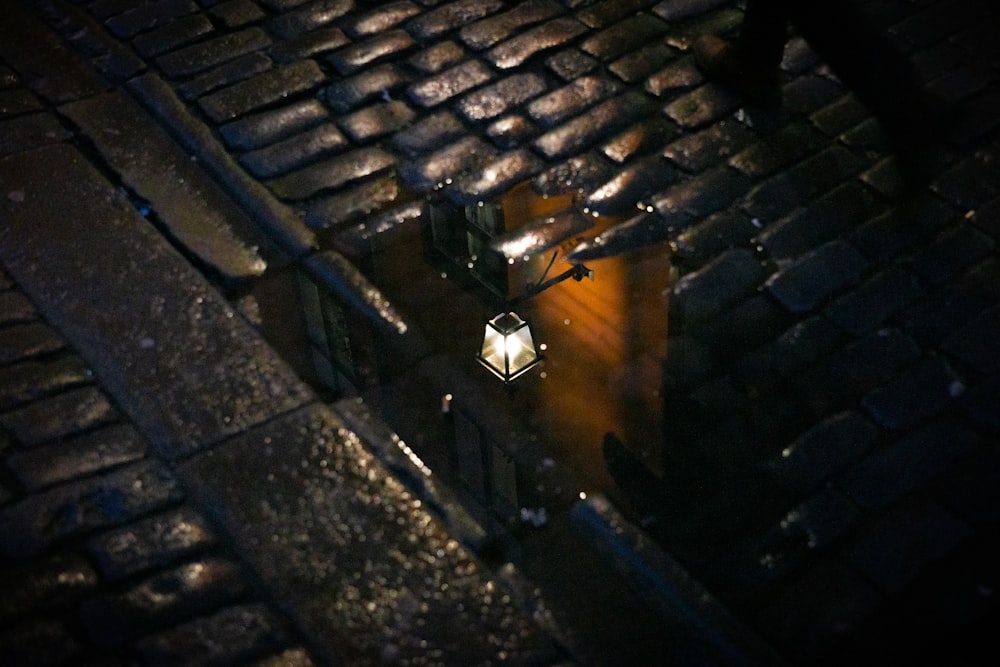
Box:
[478,312,540,381]
[506,325,537,375]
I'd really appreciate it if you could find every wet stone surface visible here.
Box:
[459,0,566,51]
[344,1,422,37]
[327,29,415,75]
[270,27,350,63]
[533,90,658,159]
[390,109,467,156]
[406,0,505,41]
[156,28,273,78]
[6,423,147,492]
[485,16,589,69]
[178,404,563,666]
[266,146,396,200]
[402,135,499,191]
[338,100,416,143]
[406,59,493,108]
[456,72,547,122]
[527,75,623,127]
[198,60,325,121]
[220,98,330,150]
[239,122,349,178]
[325,62,410,112]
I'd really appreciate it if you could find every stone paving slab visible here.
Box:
[61,89,270,284]
[4,0,1000,664]
[0,142,314,459]
[178,402,567,666]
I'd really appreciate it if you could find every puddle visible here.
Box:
[245,175,678,520]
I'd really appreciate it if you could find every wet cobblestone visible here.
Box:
[5,0,1000,663]
[198,59,325,121]
[485,16,589,69]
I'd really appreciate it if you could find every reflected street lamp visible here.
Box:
[477,311,542,384]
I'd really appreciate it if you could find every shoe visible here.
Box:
[692,35,781,106]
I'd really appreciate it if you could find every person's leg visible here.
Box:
[691,0,790,105]
[786,2,949,188]
[737,0,790,70]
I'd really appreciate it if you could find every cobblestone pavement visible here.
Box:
[2,0,1000,665]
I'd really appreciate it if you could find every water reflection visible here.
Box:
[365,179,676,506]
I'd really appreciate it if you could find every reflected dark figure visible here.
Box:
[693,0,949,188]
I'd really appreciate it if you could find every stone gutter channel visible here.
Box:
[0,0,781,665]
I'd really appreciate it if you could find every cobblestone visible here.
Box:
[485,16,589,69]
[533,151,613,195]
[663,84,740,130]
[198,59,325,121]
[266,146,396,200]
[406,58,493,108]
[791,329,921,416]
[132,12,214,57]
[406,0,504,41]
[86,507,217,580]
[577,0,657,29]
[907,223,996,287]
[654,164,750,220]
[326,29,414,74]
[0,321,64,365]
[210,0,267,29]
[0,386,119,447]
[757,181,884,260]
[670,248,766,326]
[544,48,599,80]
[338,100,415,142]
[941,303,1000,376]
[270,27,350,63]
[767,411,878,495]
[452,147,546,203]
[344,1,421,37]
[219,98,330,150]
[527,74,621,127]
[459,0,564,51]
[5,0,1000,664]
[81,558,249,646]
[728,121,827,179]
[406,40,467,74]
[134,602,291,665]
[304,173,400,228]
[580,13,670,62]
[0,355,90,411]
[6,422,148,491]
[839,418,979,511]
[609,40,679,84]
[0,553,98,624]
[178,52,273,100]
[601,116,679,163]
[390,109,467,156]
[239,122,348,178]
[644,56,703,97]
[825,266,924,337]
[156,28,271,78]
[402,135,498,190]
[765,239,870,314]
[267,0,354,39]
[663,116,756,172]
[104,0,199,40]
[457,72,547,122]
[0,459,184,558]
[533,90,657,159]
[582,154,676,215]
[845,498,972,594]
